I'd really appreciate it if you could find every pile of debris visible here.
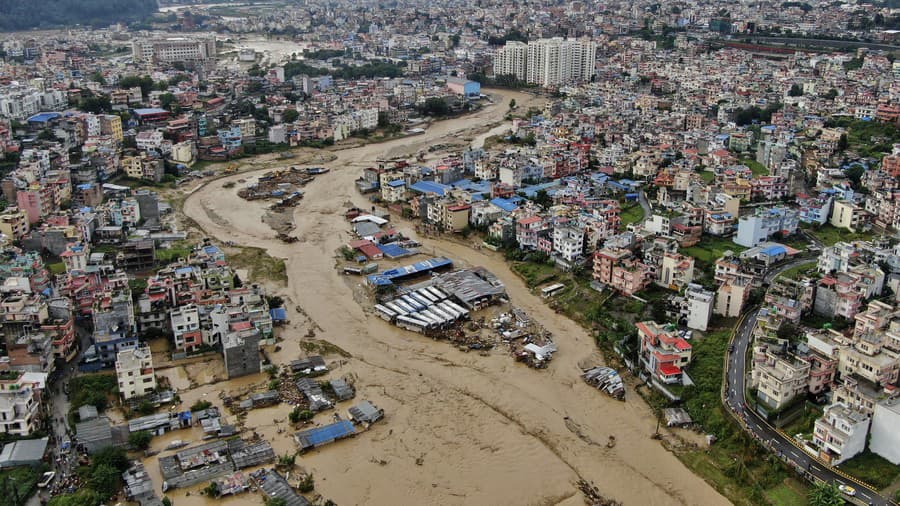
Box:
[492,307,557,369]
[238,167,322,201]
[582,366,625,400]
[577,480,623,506]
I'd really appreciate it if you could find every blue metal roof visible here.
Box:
[386,179,406,187]
[409,181,449,196]
[762,244,787,256]
[367,257,453,285]
[26,112,61,123]
[296,420,355,448]
[270,308,288,321]
[377,243,411,258]
[490,197,518,212]
[132,108,168,116]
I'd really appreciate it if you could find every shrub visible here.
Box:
[190,400,213,412]
[128,430,153,450]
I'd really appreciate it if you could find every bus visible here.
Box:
[541,283,566,298]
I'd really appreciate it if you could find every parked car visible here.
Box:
[37,471,55,488]
[838,484,856,496]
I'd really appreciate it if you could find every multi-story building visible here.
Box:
[813,403,870,465]
[752,348,811,410]
[830,199,871,232]
[734,206,799,247]
[0,209,30,240]
[525,38,597,87]
[115,345,156,401]
[170,304,202,352]
[715,274,752,317]
[516,215,546,249]
[657,252,695,291]
[493,41,528,81]
[0,370,44,436]
[223,327,261,379]
[636,321,693,385]
[870,397,900,465]
[132,37,216,64]
[551,226,584,264]
[681,283,714,331]
[592,248,652,297]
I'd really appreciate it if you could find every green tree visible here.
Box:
[532,189,552,209]
[203,481,220,497]
[190,400,212,412]
[88,464,121,500]
[282,109,299,123]
[128,430,153,450]
[788,83,803,97]
[845,164,864,188]
[808,482,843,506]
[266,498,287,506]
[837,133,849,152]
[509,98,517,109]
[91,71,106,85]
[47,490,103,506]
[419,97,449,117]
[159,93,176,110]
[92,446,129,472]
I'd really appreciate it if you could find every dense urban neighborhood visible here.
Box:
[0,0,899,505]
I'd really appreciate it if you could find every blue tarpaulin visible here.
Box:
[377,243,411,258]
[270,308,288,321]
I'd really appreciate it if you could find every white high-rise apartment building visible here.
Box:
[493,41,528,81]
[493,38,596,88]
[527,37,597,87]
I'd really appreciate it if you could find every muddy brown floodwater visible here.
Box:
[180,89,730,506]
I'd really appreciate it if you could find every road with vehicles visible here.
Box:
[724,257,892,506]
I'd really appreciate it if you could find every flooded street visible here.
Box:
[181,89,728,505]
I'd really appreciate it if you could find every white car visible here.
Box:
[838,484,856,496]
[37,471,55,488]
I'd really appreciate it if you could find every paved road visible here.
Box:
[725,258,891,506]
[637,189,652,224]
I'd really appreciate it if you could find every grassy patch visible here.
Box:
[47,261,66,275]
[0,464,49,505]
[681,236,747,264]
[69,373,118,417]
[510,260,558,288]
[776,261,818,281]
[700,170,716,183]
[838,450,900,490]
[802,224,874,247]
[155,245,192,264]
[779,402,822,437]
[228,246,288,285]
[764,479,809,506]
[298,339,351,357]
[619,203,645,226]
[741,158,769,176]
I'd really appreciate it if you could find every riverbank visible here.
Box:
[178,88,729,505]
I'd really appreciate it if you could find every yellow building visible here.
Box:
[100,114,123,142]
[830,199,870,232]
[122,156,144,179]
[0,209,30,239]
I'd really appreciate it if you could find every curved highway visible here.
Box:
[724,257,892,506]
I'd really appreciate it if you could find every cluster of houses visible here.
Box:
[748,239,899,466]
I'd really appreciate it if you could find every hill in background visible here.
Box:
[0,0,158,31]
